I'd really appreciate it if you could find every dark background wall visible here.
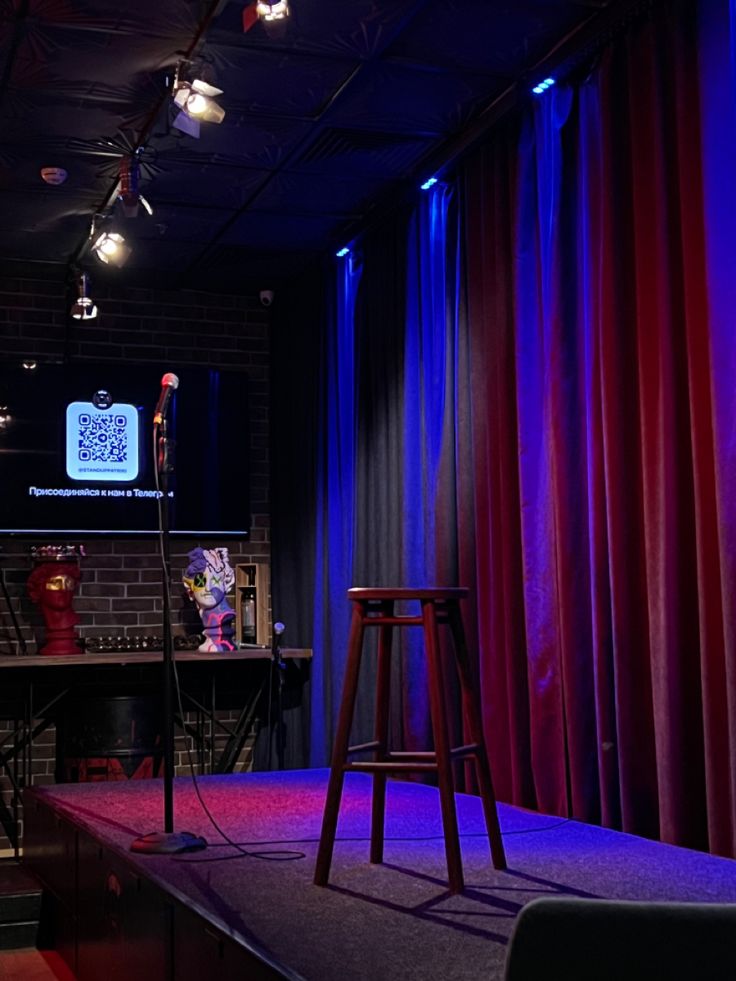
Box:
[0,263,272,849]
[0,262,270,652]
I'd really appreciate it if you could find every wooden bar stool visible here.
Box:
[314,587,506,893]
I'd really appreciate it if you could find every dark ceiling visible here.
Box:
[0,0,630,290]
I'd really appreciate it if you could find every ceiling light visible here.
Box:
[532,77,556,95]
[92,231,131,267]
[335,247,350,258]
[70,273,98,321]
[420,176,438,190]
[22,361,37,371]
[256,0,290,21]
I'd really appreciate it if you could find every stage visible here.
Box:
[22,770,736,980]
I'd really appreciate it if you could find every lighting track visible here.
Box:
[69,0,228,269]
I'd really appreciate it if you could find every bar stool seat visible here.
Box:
[314,587,506,894]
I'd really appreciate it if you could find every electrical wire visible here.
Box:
[191,821,574,849]
[173,821,574,864]
[152,421,304,864]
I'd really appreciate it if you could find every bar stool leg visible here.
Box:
[422,599,464,894]
[314,602,366,886]
[371,603,393,864]
[447,601,507,871]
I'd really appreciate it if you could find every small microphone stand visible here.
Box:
[271,623,287,769]
[131,417,205,854]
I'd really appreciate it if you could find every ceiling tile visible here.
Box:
[323,62,506,136]
[252,171,388,217]
[388,0,589,76]
[219,210,339,251]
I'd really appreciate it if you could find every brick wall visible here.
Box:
[0,263,272,850]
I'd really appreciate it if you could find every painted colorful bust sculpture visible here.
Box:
[27,561,82,656]
[183,547,236,652]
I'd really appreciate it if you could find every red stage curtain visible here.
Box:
[462,0,735,856]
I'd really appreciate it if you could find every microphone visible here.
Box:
[153,372,179,425]
[272,622,285,667]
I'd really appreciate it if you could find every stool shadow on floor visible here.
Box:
[323,862,601,944]
[325,879,514,944]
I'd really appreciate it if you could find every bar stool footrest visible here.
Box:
[347,761,438,773]
[347,739,381,755]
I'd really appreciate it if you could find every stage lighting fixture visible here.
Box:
[532,77,556,95]
[92,230,131,267]
[118,158,153,219]
[173,78,225,125]
[70,273,98,320]
[335,247,350,258]
[420,176,438,190]
[256,0,289,21]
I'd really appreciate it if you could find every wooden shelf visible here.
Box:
[233,562,270,646]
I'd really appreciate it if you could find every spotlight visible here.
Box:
[22,361,37,371]
[256,0,289,21]
[420,176,438,190]
[173,77,225,126]
[70,273,98,321]
[335,247,350,258]
[0,405,12,434]
[92,230,131,267]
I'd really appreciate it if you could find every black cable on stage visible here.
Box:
[169,649,305,863]
[150,431,303,863]
[173,822,573,864]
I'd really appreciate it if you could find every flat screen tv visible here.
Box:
[0,361,250,537]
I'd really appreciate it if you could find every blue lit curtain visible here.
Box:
[400,183,461,750]
[308,188,462,763]
[310,250,363,766]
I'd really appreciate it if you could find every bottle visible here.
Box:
[242,588,256,644]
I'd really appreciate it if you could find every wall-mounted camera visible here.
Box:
[92,389,113,409]
[260,289,274,308]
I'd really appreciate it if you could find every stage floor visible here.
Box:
[24,770,736,981]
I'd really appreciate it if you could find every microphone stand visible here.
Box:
[271,623,286,770]
[131,416,205,854]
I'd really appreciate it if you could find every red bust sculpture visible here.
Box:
[27,562,83,656]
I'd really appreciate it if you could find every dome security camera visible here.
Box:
[260,289,274,307]
[92,390,113,409]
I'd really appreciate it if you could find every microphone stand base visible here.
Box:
[130,831,207,854]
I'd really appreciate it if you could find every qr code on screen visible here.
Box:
[76,412,129,463]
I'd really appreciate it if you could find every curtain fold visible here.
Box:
[310,251,363,766]
[401,183,460,750]
[309,190,463,765]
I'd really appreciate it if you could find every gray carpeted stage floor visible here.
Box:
[29,769,736,980]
